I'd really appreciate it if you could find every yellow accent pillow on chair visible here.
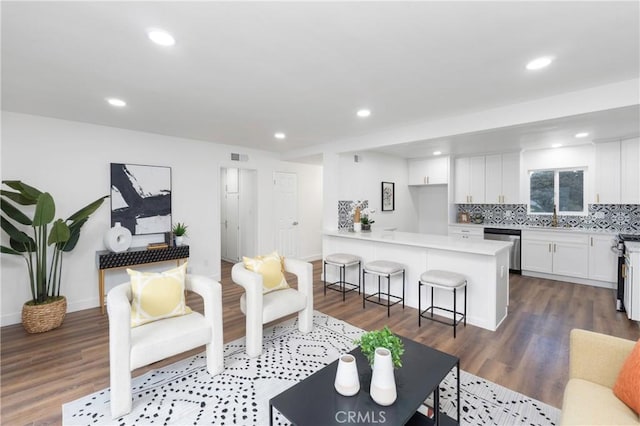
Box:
[128,262,192,328]
[242,251,290,294]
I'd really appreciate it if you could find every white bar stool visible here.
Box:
[362,260,405,317]
[323,253,361,301]
[418,270,467,338]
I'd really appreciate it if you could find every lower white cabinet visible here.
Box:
[522,230,589,278]
[624,247,640,321]
[588,234,618,282]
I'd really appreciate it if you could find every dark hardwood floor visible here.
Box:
[2,260,639,425]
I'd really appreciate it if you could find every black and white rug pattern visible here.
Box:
[63,312,560,425]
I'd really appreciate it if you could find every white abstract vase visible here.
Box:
[370,347,397,406]
[175,236,184,246]
[334,354,360,396]
[103,222,132,253]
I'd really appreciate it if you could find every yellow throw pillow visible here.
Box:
[242,251,290,294]
[128,262,192,328]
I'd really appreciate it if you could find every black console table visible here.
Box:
[96,245,189,314]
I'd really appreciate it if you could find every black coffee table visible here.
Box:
[269,336,460,425]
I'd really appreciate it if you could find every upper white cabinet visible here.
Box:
[485,153,520,204]
[621,137,640,204]
[454,156,485,203]
[594,137,640,204]
[408,156,448,186]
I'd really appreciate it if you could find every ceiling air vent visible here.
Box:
[230,153,248,162]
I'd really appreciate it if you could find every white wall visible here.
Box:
[414,185,449,235]
[1,112,323,325]
[323,151,418,232]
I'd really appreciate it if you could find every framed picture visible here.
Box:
[110,163,172,235]
[381,182,395,211]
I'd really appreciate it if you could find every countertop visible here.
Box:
[324,230,512,256]
[626,241,640,253]
[448,223,621,235]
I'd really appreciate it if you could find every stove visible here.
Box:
[614,234,640,311]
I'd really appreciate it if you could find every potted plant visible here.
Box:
[360,208,376,232]
[354,326,404,406]
[1,180,107,333]
[172,222,188,246]
[354,325,404,368]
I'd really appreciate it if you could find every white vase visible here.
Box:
[334,354,360,396]
[175,236,184,246]
[370,347,397,406]
[103,222,132,253]
[353,222,362,232]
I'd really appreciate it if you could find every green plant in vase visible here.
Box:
[354,326,405,368]
[172,222,188,246]
[1,180,107,332]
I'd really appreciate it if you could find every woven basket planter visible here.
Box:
[22,296,67,333]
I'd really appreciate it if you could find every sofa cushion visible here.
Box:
[614,339,640,415]
[561,378,639,425]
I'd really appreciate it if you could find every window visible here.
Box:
[529,168,585,214]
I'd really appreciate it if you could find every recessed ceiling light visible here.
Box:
[551,143,563,148]
[575,132,589,138]
[526,56,553,70]
[274,132,286,140]
[106,98,126,107]
[148,29,175,46]
[357,109,371,118]
[433,151,442,156]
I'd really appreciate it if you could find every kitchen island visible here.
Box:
[323,230,512,331]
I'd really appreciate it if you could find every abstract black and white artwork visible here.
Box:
[110,163,172,235]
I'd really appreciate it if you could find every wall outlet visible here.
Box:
[595,211,605,219]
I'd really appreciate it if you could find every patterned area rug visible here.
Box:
[62,312,560,425]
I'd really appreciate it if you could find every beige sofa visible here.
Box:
[561,329,639,425]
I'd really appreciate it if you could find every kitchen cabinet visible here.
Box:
[623,244,640,321]
[621,137,640,204]
[448,225,483,240]
[485,153,520,204]
[408,156,448,185]
[454,156,485,203]
[594,137,640,204]
[587,234,618,283]
[521,230,589,278]
[594,141,620,204]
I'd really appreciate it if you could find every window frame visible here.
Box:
[528,167,587,216]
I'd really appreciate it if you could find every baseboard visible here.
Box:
[300,253,322,262]
[522,271,616,289]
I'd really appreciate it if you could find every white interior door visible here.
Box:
[221,168,240,262]
[274,172,298,258]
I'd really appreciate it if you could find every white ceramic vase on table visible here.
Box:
[175,236,184,246]
[353,222,362,232]
[370,347,397,406]
[334,354,360,396]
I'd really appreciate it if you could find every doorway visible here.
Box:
[220,167,257,262]
[273,171,299,258]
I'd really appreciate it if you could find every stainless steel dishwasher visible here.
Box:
[483,228,521,273]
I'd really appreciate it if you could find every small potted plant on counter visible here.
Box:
[360,208,376,232]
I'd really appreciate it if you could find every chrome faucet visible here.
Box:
[551,204,558,227]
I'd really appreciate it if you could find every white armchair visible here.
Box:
[107,274,224,419]
[232,257,313,358]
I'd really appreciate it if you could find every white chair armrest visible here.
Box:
[107,283,133,353]
[284,257,313,296]
[231,262,264,294]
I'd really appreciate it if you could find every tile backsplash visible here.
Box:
[338,200,369,230]
[456,204,640,233]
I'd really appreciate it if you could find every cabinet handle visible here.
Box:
[590,237,593,247]
[596,193,600,203]
[554,243,557,252]
[622,264,627,279]
[469,195,473,203]
[548,243,551,252]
